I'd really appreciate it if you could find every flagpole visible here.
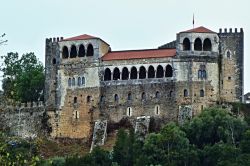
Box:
[193,14,194,29]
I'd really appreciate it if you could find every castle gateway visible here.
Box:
[45,26,244,139]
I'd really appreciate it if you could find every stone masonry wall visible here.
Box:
[0,102,46,138]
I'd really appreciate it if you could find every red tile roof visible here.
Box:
[62,34,97,41]
[181,26,215,33]
[102,48,176,61]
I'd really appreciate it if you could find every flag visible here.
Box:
[193,14,194,27]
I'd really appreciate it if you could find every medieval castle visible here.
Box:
[43,26,244,140]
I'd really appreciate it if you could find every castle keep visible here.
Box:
[45,26,244,139]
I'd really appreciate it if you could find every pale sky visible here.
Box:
[0,0,250,93]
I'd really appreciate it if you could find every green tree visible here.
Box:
[183,108,247,148]
[65,147,111,166]
[0,52,44,102]
[112,128,135,166]
[136,122,199,166]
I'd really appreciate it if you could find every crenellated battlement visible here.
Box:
[219,28,243,34]
[46,37,64,44]
[1,101,45,111]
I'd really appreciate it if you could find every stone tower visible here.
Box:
[44,37,61,110]
[218,28,244,102]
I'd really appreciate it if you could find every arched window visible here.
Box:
[127,107,132,117]
[194,38,202,51]
[141,92,146,100]
[128,93,132,101]
[156,91,160,98]
[68,78,71,87]
[139,66,146,79]
[184,89,188,97]
[100,95,105,103]
[183,38,191,51]
[122,67,129,80]
[113,68,120,80]
[87,96,91,103]
[87,44,94,56]
[155,105,160,115]
[169,91,173,97]
[114,94,119,102]
[74,97,77,104]
[227,51,231,58]
[130,67,137,79]
[70,45,77,58]
[52,58,56,64]
[62,46,69,59]
[78,44,85,57]
[72,78,75,86]
[203,38,212,51]
[165,65,173,77]
[202,70,207,79]
[104,68,111,81]
[200,89,205,97]
[82,77,85,85]
[198,70,202,79]
[156,65,164,78]
[77,77,81,86]
[148,66,155,78]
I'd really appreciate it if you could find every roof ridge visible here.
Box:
[109,48,175,53]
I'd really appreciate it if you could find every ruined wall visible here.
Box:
[218,28,244,102]
[0,102,46,138]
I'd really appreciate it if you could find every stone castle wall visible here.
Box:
[0,102,46,138]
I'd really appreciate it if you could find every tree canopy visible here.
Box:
[0,52,45,102]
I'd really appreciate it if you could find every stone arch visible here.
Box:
[114,94,119,102]
[100,95,105,103]
[68,78,71,87]
[70,45,77,58]
[87,43,94,56]
[169,90,173,97]
[226,50,231,58]
[78,44,85,57]
[200,89,205,97]
[104,68,111,81]
[141,92,146,100]
[139,66,146,79]
[62,46,69,59]
[202,70,207,79]
[156,91,160,98]
[127,107,132,117]
[82,77,85,85]
[203,38,212,51]
[52,58,56,64]
[183,38,191,51]
[165,65,173,77]
[87,96,92,103]
[128,92,132,101]
[198,70,202,79]
[184,89,188,97]
[74,97,77,104]
[156,65,164,78]
[72,77,76,86]
[148,65,155,78]
[77,77,81,86]
[130,66,137,79]
[194,38,202,51]
[113,67,120,80]
[155,105,160,115]
[122,67,129,80]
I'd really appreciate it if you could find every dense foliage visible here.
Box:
[0,52,44,102]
